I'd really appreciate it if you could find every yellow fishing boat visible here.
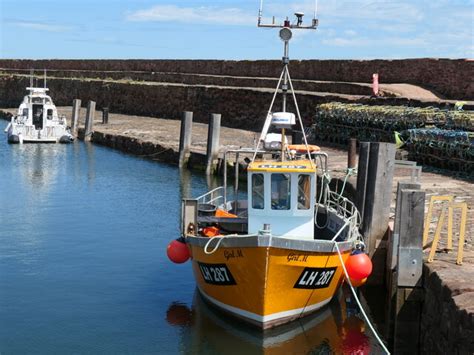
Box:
[168,4,369,330]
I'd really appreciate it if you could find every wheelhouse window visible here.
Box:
[252,174,265,209]
[271,174,291,210]
[47,109,53,120]
[298,175,311,210]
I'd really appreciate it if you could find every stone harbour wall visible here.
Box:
[420,263,474,354]
[0,58,472,100]
[0,75,458,132]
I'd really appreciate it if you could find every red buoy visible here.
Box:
[345,251,372,281]
[167,238,190,264]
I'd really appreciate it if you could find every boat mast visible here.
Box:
[252,1,319,163]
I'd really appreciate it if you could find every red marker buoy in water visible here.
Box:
[345,250,372,281]
[167,238,190,264]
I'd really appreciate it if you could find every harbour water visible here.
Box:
[0,120,382,354]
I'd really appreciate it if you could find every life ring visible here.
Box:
[287,144,320,153]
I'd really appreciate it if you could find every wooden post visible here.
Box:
[71,99,81,137]
[179,111,193,168]
[348,138,357,169]
[102,107,109,124]
[385,182,421,346]
[206,113,221,175]
[356,142,370,224]
[361,142,396,256]
[84,100,96,142]
[388,182,422,274]
[393,188,425,354]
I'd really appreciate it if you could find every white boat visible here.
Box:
[4,73,73,144]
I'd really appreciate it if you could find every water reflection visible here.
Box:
[166,289,372,354]
[9,143,67,195]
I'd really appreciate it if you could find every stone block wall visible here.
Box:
[0,58,472,99]
[420,263,474,354]
[0,75,456,132]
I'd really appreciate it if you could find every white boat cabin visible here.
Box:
[247,160,316,239]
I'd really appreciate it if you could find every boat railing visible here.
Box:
[196,186,226,207]
[324,190,361,242]
[312,152,328,175]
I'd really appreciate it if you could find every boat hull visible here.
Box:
[188,235,351,329]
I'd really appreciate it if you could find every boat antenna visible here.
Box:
[257,0,319,29]
[30,69,34,88]
[252,1,318,164]
[44,69,47,89]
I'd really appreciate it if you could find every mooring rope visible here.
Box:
[334,242,391,354]
[203,234,258,255]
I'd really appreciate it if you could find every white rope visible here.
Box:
[314,172,331,229]
[333,242,391,354]
[203,234,258,255]
[203,235,231,255]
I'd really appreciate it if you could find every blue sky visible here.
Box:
[0,0,473,59]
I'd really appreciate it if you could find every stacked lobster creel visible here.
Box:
[404,128,474,176]
[313,103,426,144]
[312,103,474,177]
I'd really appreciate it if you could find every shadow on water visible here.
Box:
[166,287,377,355]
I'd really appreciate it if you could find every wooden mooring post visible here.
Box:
[84,100,96,142]
[385,183,425,352]
[102,107,109,124]
[358,142,396,256]
[206,113,221,175]
[71,99,81,137]
[347,138,357,170]
[356,142,395,287]
[179,111,193,168]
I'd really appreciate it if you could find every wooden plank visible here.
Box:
[389,182,421,272]
[362,142,396,256]
[71,99,81,137]
[356,141,370,225]
[84,100,96,142]
[206,113,221,175]
[397,188,425,287]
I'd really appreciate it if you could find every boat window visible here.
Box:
[252,174,265,209]
[47,109,53,120]
[22,108,28,117]
[271,174,291,210]
[298,175,311,210]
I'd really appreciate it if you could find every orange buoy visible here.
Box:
[167,238,190,264]
[345,251,373,281]
[202,226,220,237]
[287,144,320,153]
